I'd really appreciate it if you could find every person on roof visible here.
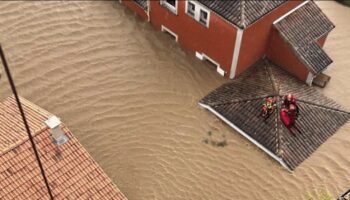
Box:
[283,94,296,107]
[282,93,299,118]
[280,104,301,136]
[288,104,298,124]
[261,96,277,121]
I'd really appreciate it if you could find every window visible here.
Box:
[160,0,177,14]
[187,1,195,17]
[186,1,210,27]
[199,10,208,25]
[165,0,175,7]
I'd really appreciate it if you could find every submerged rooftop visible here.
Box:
[200,59,350,170]
[0,96,127,199]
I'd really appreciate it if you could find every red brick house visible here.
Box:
[120,0,334,85]
[0,96,127,199]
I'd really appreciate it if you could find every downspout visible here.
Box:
[147,0,151,22]
[230,28,244,79]
[306,72,314,86]
[229,0,245,79]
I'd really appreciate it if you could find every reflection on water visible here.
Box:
[0,1,349,200]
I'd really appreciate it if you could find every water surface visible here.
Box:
[0,1,349,200]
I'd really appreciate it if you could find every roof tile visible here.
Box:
[198,0,286,28]
[200,59,350,170]
[274,1,335,74]
[0,96,127,199]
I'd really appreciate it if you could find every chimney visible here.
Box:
[44,116,68,145]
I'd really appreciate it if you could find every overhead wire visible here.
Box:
[0,45,54,200]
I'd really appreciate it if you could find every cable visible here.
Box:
[0,44,54,200]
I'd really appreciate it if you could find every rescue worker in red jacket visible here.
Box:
[283,94,296,107]
[280,103,301,136]
[283,93,299,118]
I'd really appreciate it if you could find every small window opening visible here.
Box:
[199,10,208,25]
[187,2,195,17]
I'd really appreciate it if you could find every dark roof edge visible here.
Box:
[303,42,333,75]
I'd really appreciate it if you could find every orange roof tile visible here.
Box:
[0,96,127,200]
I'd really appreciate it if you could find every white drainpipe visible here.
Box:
[306,72,314,86]
[230,28,244,79]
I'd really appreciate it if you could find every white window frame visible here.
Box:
[196,52,225,76]
[185,0,210,28]
[186,1,196,17]
[160,0,178,15]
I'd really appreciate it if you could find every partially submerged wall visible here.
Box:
[149,1,237,76]
[121,0,148,21]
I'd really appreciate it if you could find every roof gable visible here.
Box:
[274,1,335,74]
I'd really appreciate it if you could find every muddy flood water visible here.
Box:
[0,1,349,200]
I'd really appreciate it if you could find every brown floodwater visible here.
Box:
[0,1,349,200]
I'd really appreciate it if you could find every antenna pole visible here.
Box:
[0,45,54,200]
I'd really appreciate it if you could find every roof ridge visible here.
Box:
[264,59,280,95]
[298,99,350,114]
[0,125,49,156]
[207,94,276,107]
[240,0,246,28]
[273,105,283,158]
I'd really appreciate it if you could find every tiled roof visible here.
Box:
[200,59,350,170]
[0,96,127,200]
[274,1,335,74]
[133,0,148,10]
[197,0,286,28]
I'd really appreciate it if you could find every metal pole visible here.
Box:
[0,45,54,200]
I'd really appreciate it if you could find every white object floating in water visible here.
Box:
[45,116,68,146]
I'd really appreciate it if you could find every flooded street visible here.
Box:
[0,1,349,200]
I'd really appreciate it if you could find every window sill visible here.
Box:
[199,20,209,28]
